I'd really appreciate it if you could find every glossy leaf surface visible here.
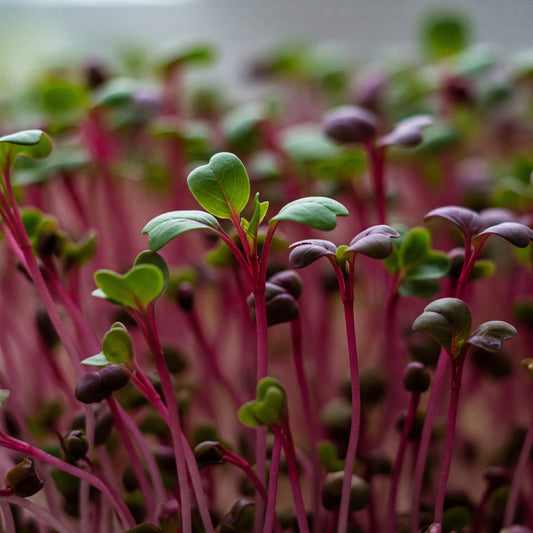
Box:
[187,152,250,218]
[424,205,481,237]
[142,210,221,251]
[474,222,533,248]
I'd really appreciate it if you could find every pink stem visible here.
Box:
[262,426,283,533]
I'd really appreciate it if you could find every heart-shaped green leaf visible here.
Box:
[102,322,134,363]
[93,264,165,310]
[468,321,517,352]
[412,297,472,356]
[187,152,250,218]
[405,252,450,280]
[398,227,430,269]
[142,210,221,251]
[238,377,287,427]
[135,251,169,291]
[271,197,348,230]
[0,130,52,170]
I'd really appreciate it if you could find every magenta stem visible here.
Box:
[337,297,361,533]
[291,317,321,530]
[433,355,465,525]
[281,421,310,533]
[387,392,421,533]
[262,425,283,533]
[503,413,533,527]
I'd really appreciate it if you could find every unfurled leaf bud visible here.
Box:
[99,364,130,392]
[403,362,431,393]
[6,457,44,497]
[194,441,226,469]
[63,430,89,461]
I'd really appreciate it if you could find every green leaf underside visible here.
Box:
[399,228,430,268]
[412,311,455,354]
[405,252,450,280]
[187,152,250,218]
[94,264,165,310]
[142,210,221,251]
[271,197,348,230]
[0,130,52,169]
[82,352,111,366]
[399,279,440,298]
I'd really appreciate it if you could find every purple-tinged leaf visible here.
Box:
[378,115,434,148]
[479,207,518,229]
[346,225,400,259]
[473,222,533,248]
[468,321,517,352]
[424,205,481,236]
[413,298,472,356]
[288,239,337,269]
[322,105,379,145]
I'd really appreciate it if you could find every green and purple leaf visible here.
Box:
[322,105,379,145]
[412,297,472,356]
[424,205,481,237]
[345,225,400,259]
[468,321,517,352]
[473,222,533,248]
[378,115,434,148]
[289,239,337,268]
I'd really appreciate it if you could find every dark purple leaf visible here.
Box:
[378,115,434,148]
[424,205,481,237]
[322,105,379,145]
[289,239,337,269]
[346,225,400,259]
[474,222,533,248]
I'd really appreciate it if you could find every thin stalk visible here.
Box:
[290,316,321,531]
[1,495,72,533]
[503,414,533,527]
[281,422,311,533]
[141,308,193,533]
[106,396,157,518]
[0,501,16,533]
[366,143,386,225]
[0,432,135,529]
[337,297,361,533]
[262,426,283,533]
[387,392,421,533]
[433,354,466,526]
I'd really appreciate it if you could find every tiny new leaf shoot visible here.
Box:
[468,321,517,352]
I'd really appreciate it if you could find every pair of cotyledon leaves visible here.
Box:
[142,151,349,252]
[412,297,517,358]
